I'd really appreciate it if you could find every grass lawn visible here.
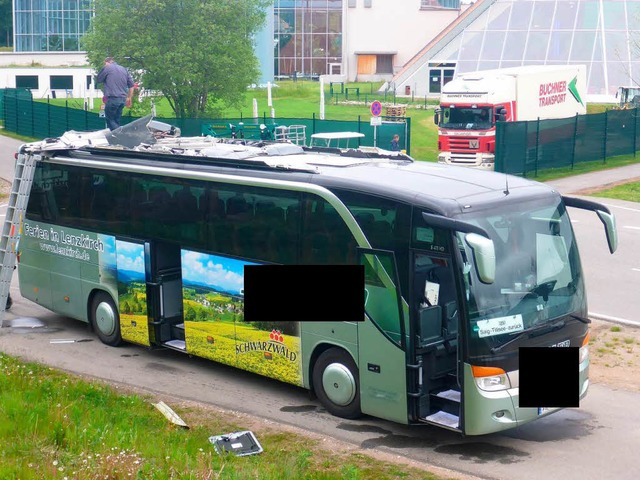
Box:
[40,79,639,179]
[0,352,445,480]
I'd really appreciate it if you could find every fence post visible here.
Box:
[65,99,70,132]
[406,117,411,156]
[523,120,529,177]
[312,112,316,135]
[535,118,540,176]
[47,96,51,137]
[571,113,578,169]
[603,110,608,163]
[15,93,19,134]
[634,108,638,158]
[31,94,35,137]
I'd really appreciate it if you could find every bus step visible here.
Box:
[423,410,459,429]
[163,339,186,351]
[435,389,460,403]
[175,323,185,330]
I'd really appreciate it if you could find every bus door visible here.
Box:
[358,249,409,424]
[144,241,185,350]
[114,239,151,347]
[411,251,461,431]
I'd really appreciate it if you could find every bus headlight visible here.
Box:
[472,365,511,392]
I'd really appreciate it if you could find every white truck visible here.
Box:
[434,65,587,169]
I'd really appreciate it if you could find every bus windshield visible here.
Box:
[456,196,585,357]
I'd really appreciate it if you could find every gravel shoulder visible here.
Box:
[0,178,10,199]
[588,318,640,393]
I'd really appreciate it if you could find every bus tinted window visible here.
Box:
[300,194,357,265]
[27,164,309,262]
[334,190,411,294]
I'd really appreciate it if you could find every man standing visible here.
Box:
[96,57,135,130]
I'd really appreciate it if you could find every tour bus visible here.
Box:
[14,118,617,435]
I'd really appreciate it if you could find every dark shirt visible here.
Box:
[97,62,134,98]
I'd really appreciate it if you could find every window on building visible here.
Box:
[50,76,73,90]
[420,0,460,9]
[428,63,455,94]
[16,75,39,89]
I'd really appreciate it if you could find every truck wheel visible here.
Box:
[312,348,361,419]
[90,292,123,347]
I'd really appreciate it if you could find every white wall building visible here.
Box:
[343,2,464,87]
[0,52,100,100]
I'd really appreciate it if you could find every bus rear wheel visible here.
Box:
[312,348,361,419]
[90,292,123,347]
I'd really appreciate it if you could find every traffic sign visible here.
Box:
[371,100,382,117]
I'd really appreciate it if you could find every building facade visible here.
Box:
[13,0,93,52]
[392,0,640,103]
[7,1,462,87]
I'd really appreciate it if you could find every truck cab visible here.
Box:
[434,103,510,169]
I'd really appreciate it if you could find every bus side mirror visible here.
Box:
[597,210,618,254]
[434,110,440,125]
[563,196,618,254]
[465,233,496,284]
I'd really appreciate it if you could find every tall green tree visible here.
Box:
[82,0,269,118]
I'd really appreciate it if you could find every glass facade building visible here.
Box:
[13,0,93,52]
[273,0,343,78]
[422,0,640,98]
[12,1,342,80]
[14,0,93,52]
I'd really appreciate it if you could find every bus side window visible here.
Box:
[300,195,356,265]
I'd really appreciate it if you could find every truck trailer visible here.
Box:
[434,65,587,169]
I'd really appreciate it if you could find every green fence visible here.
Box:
[495,109,640,176]
[0,89,411,154]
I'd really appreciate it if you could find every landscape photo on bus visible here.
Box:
[9,118,617,435]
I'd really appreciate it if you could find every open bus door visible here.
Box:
[358,249,409,424]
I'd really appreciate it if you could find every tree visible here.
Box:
[82,0,269,118]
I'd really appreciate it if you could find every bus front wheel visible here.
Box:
[312,348,361,419]
[90,292,123,347]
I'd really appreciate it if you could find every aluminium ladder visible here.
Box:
[0,152,38,326]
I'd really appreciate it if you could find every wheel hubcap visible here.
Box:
[95,301,116,336]
[322,362,356,406]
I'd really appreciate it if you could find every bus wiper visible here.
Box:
[490,319,566,354]
[570,314,591,324]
